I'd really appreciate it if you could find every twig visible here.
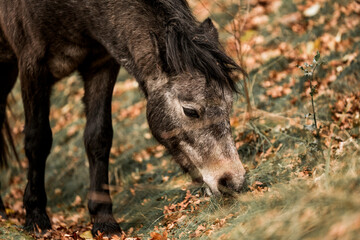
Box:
[308,63,319,137]
[297,51,322,138]
[231,1,252,113]
[198,0,252,113]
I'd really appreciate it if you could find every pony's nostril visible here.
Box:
[218,173,233,189]
[218,172,245,193]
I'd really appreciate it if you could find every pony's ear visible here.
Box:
[199,18,219,41]
[150,31,160,58]
[150,31,165,72]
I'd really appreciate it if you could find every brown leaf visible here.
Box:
[150,231,168,240]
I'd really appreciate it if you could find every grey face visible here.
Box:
[146,73,246,195]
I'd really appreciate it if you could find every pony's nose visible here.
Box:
[202,166,246,196]
[218,172,245,193]
[218,173,232,188]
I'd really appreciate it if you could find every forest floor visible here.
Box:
[1,0,360,239]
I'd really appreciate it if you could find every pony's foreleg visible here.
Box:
[0,61,18,219]
[0,197,6,219]
[19,56,53,232]
[80,55,121,237]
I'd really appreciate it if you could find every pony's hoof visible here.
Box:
[92,215,122,237]
[0,210,7,220]
[24,209,51,233]
[0,199,7,220]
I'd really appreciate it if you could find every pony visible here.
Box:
[0,0,246,236]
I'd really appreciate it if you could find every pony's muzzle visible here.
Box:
[202,170,246,196]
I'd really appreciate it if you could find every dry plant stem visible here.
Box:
[243,78,252,113]
[249,122,272,146]
[231,2,252,113]
[233,20,252,114]
[198,0,252,114]
[241,109,303,127]
[240,0,250,33]
[308,79,317,131]
[309,64,319,137]
[238,1,252,114]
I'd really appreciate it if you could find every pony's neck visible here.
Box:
[86,1,163,97]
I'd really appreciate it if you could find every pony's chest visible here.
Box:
[48,44,87,79]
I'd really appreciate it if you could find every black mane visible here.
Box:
[155,0,247,93]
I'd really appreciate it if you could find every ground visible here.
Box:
[1,0,360,239]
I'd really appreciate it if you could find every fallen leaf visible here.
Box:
[304,3,321,17]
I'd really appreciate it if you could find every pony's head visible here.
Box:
[146,16,246,195]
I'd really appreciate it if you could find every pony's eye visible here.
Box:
[183,107,200,118]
